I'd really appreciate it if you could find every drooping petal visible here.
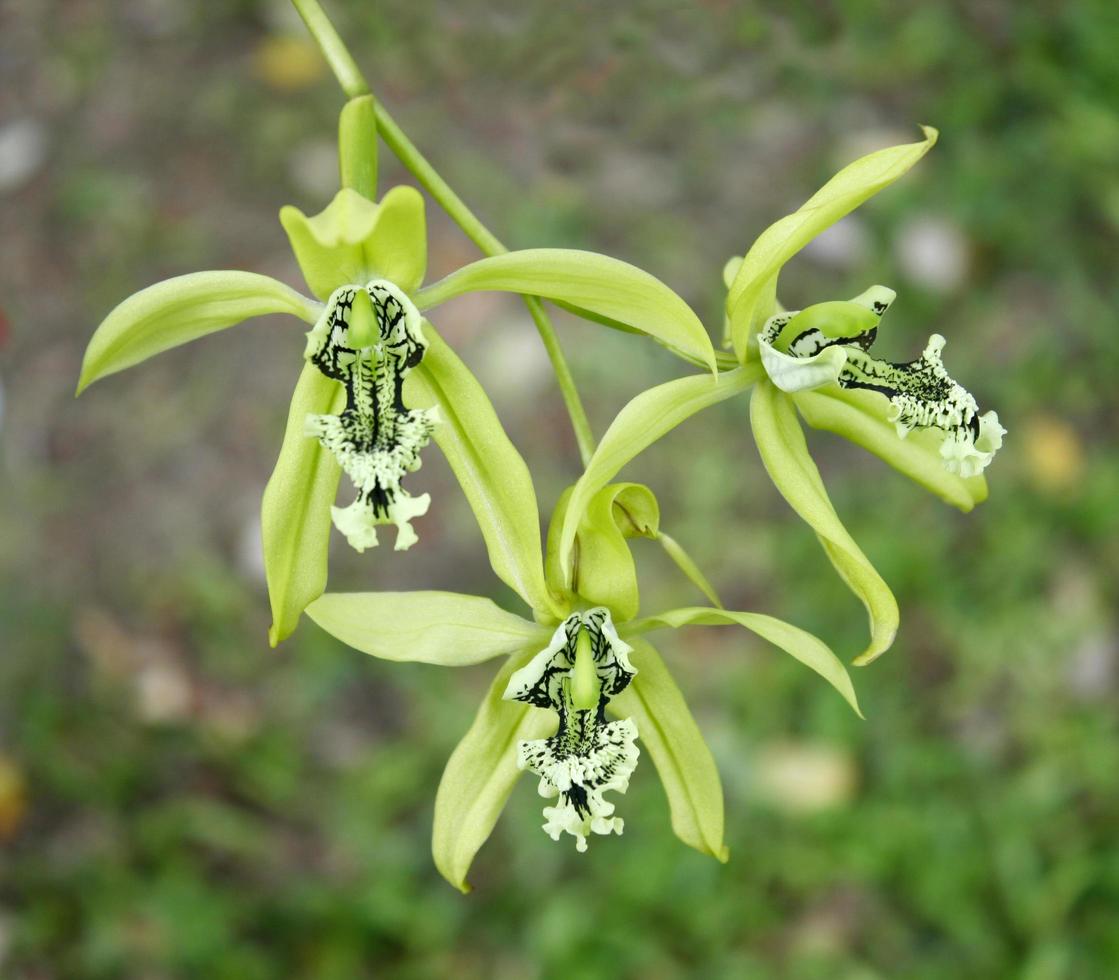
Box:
[303,282,436,552]
[306,590,545,665]
[413,248,717,372]
[558,364,763,584]
[503,609,640,852]
[750,379,898,666]
[726,127,937,360]
[607,637,728,861]
[622,606,862,717]
[262,362,345,647]
[77,271,319,394]
[280,185,426,299]
[404,322,563,621]
[432,652,556,893]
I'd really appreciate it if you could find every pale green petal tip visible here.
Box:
[504,609,641,852]
[303,281,437,553]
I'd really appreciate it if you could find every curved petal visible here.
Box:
[750,380,898,666]
[77,271,318,394]
[403,322,562,620]
[262,362,345,646]
[793,385,988,511]
[726,127,937,360]
[306,591,544,665]
[558,364,763,583]
[607,636,728,861]
[545,483,660,624]
[413,249,717,372]
[432,652,555,892]
[279,185,426,299]
[622,606,862,717]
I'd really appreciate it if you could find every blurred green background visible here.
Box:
[2,1,1119,977]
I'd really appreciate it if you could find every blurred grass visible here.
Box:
[2,0,1119,977]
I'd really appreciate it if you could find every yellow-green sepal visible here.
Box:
[607,637,729,861]
[432,650,555,892]
[404,322,564,621]
[413,248,717,372]
[279,184,427,300]
[76,271,319,395]
[262,362,345,646]
[306,590,545,665]
[749,379,899,666]
[726,126,937,361]
[622,606,862,717]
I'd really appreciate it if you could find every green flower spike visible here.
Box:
[503,608,639,852]
[308,469,861,889]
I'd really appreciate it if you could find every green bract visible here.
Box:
[78,0,1009,890]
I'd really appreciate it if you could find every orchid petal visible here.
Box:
[306,590,545,665]
[432,652,555,892]
[607,637,728,861]
[750,379,898,665]
[262,362,345,646]
[726,127,937,360]
[414,249,717,372]
[623,606,862,717]
[77,271,318,394]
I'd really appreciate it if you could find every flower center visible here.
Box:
[304,280,437,552]
[503,608,640,852]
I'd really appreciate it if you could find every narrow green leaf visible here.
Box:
[558,364,763,583]
[623,606,862,717]
[404,323,562,620]
[77,271,318,395]
[608,637,728,860]
[794,385,988,512]
[414,249,716,371]
[433,652,555,892]
[262,362,345,646]
[306,591,544,665]
[750,380,898,665]
[727,127,937,360]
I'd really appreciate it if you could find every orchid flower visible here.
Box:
[76,95,716,645]
[308,463,861,890]
[550,127,1003,666]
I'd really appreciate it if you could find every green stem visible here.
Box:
[289,0,596,467]
[290,0,369,99]
[374,105,597,467]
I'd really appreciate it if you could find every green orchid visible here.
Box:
[76,94,716,646]
[552,127,1003,666]
[308,461,861,890]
